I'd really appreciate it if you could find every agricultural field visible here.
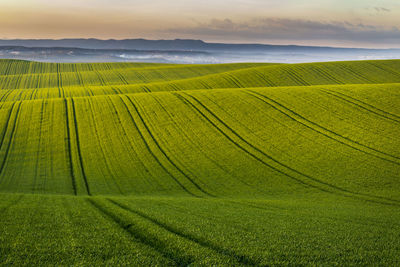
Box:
[0,59,399,265]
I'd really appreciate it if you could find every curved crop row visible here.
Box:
[0,85,398,200]
[0,60,400,102]
[0,62,266,89]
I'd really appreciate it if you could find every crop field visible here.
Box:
[0,59,399,265]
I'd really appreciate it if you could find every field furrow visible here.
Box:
[124,95,213,197]
[320,88,400,123]
[177,91,400,204]
[107,198,256,265]
[64,99,77,195]
[246,90,400,164]
[147,93,255,190]
[0,102,22,178]
[175,92,360,196]
[65,98,91,195]
[87,198,188,265]
[116,95,197,196]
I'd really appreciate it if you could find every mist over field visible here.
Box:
[1,39,400,63]
[2,47,400,64]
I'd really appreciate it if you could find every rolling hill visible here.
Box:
[0,59,399,265]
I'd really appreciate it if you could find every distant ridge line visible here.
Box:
[0,38,399,51]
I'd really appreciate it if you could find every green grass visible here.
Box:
[0,59,399,265]
[1,193,400,266]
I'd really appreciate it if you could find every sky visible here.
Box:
[0,0,399,48]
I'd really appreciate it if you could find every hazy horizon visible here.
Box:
[1,0,399,49]
[1,38,400,50]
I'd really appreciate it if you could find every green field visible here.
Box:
[0,59,399,266]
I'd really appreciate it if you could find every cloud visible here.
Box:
[165,18,400,46]
[374,7,390,12]
[364,6,391,16]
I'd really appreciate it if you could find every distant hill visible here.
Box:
[1,39,400,63]
[0,38,399,52]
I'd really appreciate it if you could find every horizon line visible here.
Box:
[1,38,400,50]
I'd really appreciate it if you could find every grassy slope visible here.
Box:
[0,59,399,265]
[1,193,399,266]
[1,60,400,101]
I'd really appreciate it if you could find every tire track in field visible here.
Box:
[32,100,45,193]
[0,102,16,149]
[107,198,259,266]
[14,74,23,90]
[8,61,393,99]
[283,90,400,146]
[0,102,22,178]
[106,96,162,191]
[244,91,400,204]
[149,93,253,188]
[16,90,26,102]
[0,62,255,78]
[225,73,245,88]
[57,64,63,89]
[198,79,212,89]
[1,61,12,77]
[126,95,215,197]
[116,95,199,197]
[124,95,214,197]
[338,64,374,83]
[251,69,276,86]
[113,70,129,85]
[176,92,400,206]
[31,88,38,101]
[70,98,91,195]
[246,90,400,165]
[283,66,310,85]
[174,92,322,191]
[87,99,123,194]
[0,89,14,103]
[366,62,400,79]
[179,92,370,199]
[310,66,344,84]
[64,98,91,195]
[131,70,149,84]
[57,85,62,99]
[76,71,85,87]
[64,99,77,195]
[0,64,260,91]
[87,198,193,266]
[141,85,151,93]
[94,71,107,86]
[163,82,179,92]
[201,92,327,171]
[318,88,400,123]
[7,74,16,89]
[111,86,123,95]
